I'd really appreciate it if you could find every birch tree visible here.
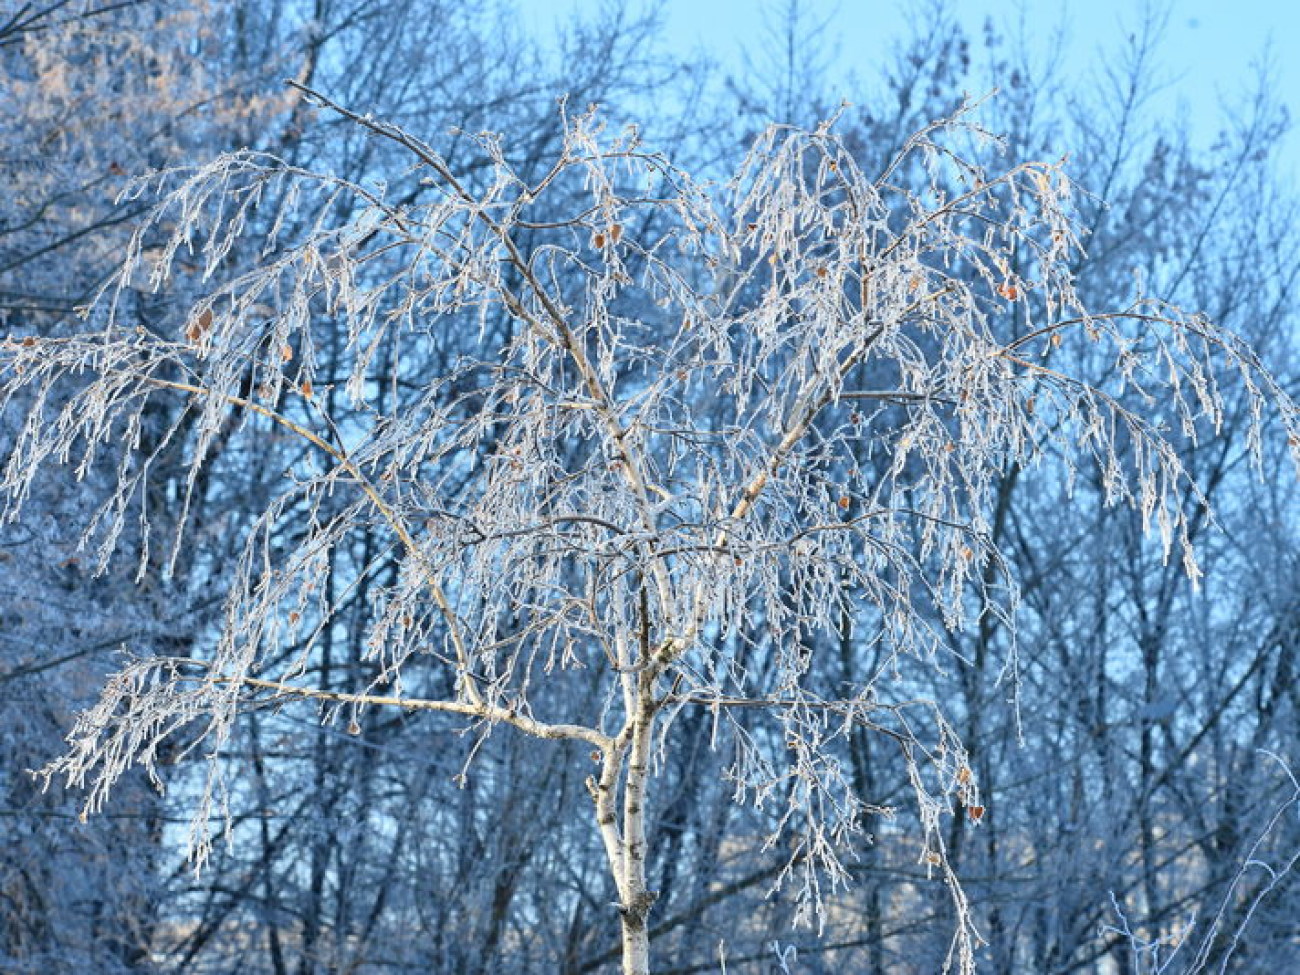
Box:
[4,82,1297,975]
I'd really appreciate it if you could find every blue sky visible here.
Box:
[529,0,1299,180]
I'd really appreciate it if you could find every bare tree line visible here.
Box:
[1,2,1297,973]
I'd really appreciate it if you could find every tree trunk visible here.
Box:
[592,667,661,975]
[623,671,662,973]
[620,905,653,975]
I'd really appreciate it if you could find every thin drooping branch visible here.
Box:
[204,670,611,748]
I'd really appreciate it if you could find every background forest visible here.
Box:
[1,1,1297,973]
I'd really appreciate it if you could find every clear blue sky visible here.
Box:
[528,0,1299,180]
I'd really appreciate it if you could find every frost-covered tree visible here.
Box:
[4,75,1296,975]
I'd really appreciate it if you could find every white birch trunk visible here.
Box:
[590,667,661,975]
